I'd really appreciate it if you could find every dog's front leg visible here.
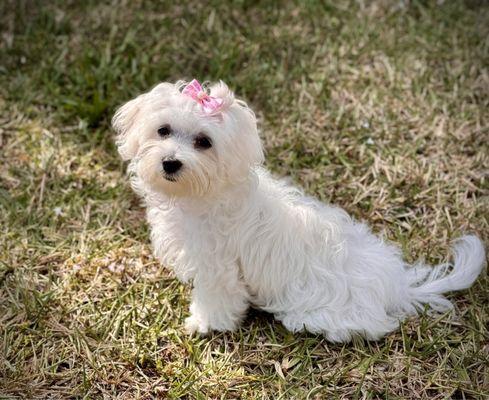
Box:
[184,263,249,335]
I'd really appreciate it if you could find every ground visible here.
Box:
[0,1,488,399]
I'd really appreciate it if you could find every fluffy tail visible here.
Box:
[406,235,486,312]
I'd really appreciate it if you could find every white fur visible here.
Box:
[112,80,486,342]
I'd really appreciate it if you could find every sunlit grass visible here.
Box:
[1,1,487,398]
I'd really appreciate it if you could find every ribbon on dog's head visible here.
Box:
[182,79,223,115]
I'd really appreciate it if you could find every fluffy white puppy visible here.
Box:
[112,80,486,342]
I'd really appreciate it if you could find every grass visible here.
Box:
[0,0,488,398]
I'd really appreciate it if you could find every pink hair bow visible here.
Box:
[182,79,223,114]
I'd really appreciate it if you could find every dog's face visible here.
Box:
[112,81,264,198]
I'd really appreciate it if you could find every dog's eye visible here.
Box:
[157,125,171,137]
[194,135,212,150]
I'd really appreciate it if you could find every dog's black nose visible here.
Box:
[162,159,183,174]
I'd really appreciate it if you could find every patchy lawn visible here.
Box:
[1,1,487,399]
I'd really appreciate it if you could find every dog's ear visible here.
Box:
[112,94,145,161]
[232,101,265,166]
[209,81,264,166]
[112,83,175,161]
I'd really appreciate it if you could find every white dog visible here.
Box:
[112,79,485,342]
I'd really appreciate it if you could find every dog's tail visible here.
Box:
[405,235,485,312]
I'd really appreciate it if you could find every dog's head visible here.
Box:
[112,81,264,198]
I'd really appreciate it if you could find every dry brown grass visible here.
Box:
[1,1,488,399]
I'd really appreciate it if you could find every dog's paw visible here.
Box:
[184,315,210,336]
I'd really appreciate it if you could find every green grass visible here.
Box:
[1,0,488,398]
